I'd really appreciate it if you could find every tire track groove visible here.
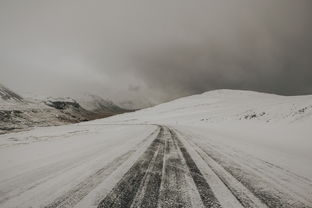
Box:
[157,129,192,208]
[192,143,267,208]
[97,127,165,208]
[98,126,233,208]
[182,130,310,208]
[130,133,164,208]
[44,128,160,208]
[45,151,133,208]
[170,129,221,208]
[198,145,308,208]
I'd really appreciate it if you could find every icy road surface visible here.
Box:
[0,123,311,208]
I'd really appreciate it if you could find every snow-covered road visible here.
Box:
[0,124,158,208]
[1,123,311,208]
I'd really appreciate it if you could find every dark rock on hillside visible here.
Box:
[45,97,84,111]
[0,84,130,134]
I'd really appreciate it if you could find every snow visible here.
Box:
[101,89,312,177]
[105,89,312,124]
[0,123,157,207]
[0,89,311,207]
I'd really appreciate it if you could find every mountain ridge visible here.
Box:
[0,84,129,134]
[104,88,312,125]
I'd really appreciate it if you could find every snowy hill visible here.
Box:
[107,89,312,125]
[102,89,312,178]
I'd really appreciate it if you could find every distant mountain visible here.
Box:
[75,94,130,118]
[0,84,23,103]
[117,98,154,110]
[0,84,129,134]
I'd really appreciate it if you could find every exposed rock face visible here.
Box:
[45,98,80,110]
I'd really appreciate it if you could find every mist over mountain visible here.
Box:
[0,84,128,134]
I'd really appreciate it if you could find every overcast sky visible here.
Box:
[1,0,312,108]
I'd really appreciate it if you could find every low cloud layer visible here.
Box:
[1,0,312,107]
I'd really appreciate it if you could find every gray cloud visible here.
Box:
[0,0,312,107]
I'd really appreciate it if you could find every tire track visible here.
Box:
[197,144,309,208]
[46,124,310,208]
[44,127,160,208]
[170,129,222,208]
[178,130,311,208]
[189,141,267,208]
[130,131,164,208]
[45,151,133,208]
[97,127,165,208]
[97,126,222,208]
[172,129,245,208]
[157,128,193,208]
[42,124,312,208]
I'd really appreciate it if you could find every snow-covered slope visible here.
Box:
[106,89,312,125]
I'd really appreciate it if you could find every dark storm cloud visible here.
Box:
[128,0,312,98]
[0,0,312,107]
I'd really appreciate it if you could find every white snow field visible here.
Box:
[0,90,312,208]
